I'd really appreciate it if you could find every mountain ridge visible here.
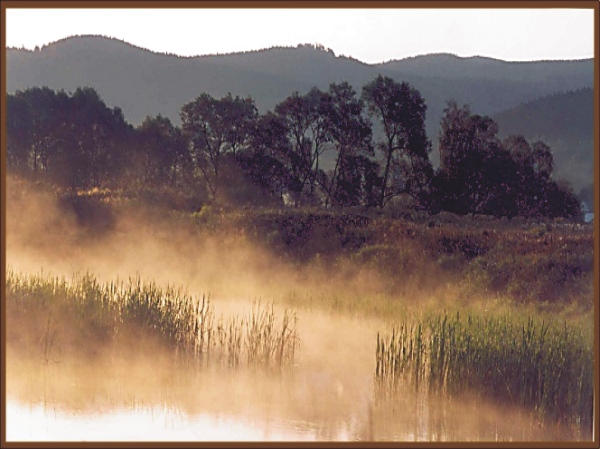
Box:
[8,34,592,65]
[8,35,592,126]
[6,35,594,192]
[492,87,594,192]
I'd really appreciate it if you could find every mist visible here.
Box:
[5,174,588,442]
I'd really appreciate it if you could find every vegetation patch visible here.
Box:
[375,311,594,434]
[6,269,300,370]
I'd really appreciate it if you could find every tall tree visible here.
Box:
[239,111,294,202]
[180,93,258,200]
[531,141,554,181]
[274,88,331,206]
[436,100,507,215]
[6,87,132,189]
[134,115,190,188]
[63,87,132,188]
[6,92,32,170]
[219,93,259,159]
[321,81,373,207]
[362,75,432,208]
[503,134,537,215]
[17,87,69,176]
[435,100,580,219]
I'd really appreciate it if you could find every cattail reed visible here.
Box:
[375,311,593,433]
[6,268,300,370]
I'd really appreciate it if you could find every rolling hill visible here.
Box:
[492,88,594,193]
[6,35,595,193]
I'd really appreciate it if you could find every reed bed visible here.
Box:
[375,311,594,430]
[6,268,299,369]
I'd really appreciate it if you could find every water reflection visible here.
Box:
[7,400,364,441]
[6,375,584,442]
[5,307,588,442]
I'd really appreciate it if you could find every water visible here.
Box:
[6,391,577,442]
[5,305,585,442]
[6,401,355,441]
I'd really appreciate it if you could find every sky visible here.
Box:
[4,7,596,64]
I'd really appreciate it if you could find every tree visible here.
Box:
[362,75,432,208]
[274,88,331,206]
[238,111,294,203]
[6,87,132,189]
[321,81,373,207]
[435,100,580,219]
[504,135,579,219]
[436,100,508,215]
[6,92,32,170]
[531,141,554,181]
[219,93,259,159]
[62,87,133,188]
[133,115,190,188]
[503,134,537,215]
[19,87,68,176]
[539,179,581,219]
[181,93,258,200]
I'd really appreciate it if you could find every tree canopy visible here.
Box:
[362,75,433,208]
[6,81,583,220]
[431,100,580,219]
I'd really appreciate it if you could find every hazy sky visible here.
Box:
[5,7,595,63]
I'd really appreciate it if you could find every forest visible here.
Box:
[6,75,583,220]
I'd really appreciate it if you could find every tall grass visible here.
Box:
[213,301,298,368]
[375,311,594,431]
[6,268,300,369]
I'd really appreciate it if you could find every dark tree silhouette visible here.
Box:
[6,92,32,170]
[321,81,373,207]
[6,87,132,189]
[434,100,581,219]
[362,75,433,208]
[181,92,258,200]
[6,84,584,220]
[239,111,294,202]
[531,141,554,181]
[133,115,190,188]
[274,88,331,206]
[18,87,68,176]
[437,101,508,215]
[65,87,133,188]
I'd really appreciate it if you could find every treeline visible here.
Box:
[6,76,581,219]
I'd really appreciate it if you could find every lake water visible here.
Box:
[6,401,358,441]
[5,305,586,442]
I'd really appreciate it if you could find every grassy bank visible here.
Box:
[202,207,594,309]
[8,176,593,311]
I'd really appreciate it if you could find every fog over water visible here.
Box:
[5,176,584,442]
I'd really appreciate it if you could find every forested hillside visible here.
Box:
[492,88,593,193]
[7,35,593,194]
[7,35,593,131]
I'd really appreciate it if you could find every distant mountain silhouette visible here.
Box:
[492,88,594,192]
[379,52,592,84]
[6,35,594,191]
